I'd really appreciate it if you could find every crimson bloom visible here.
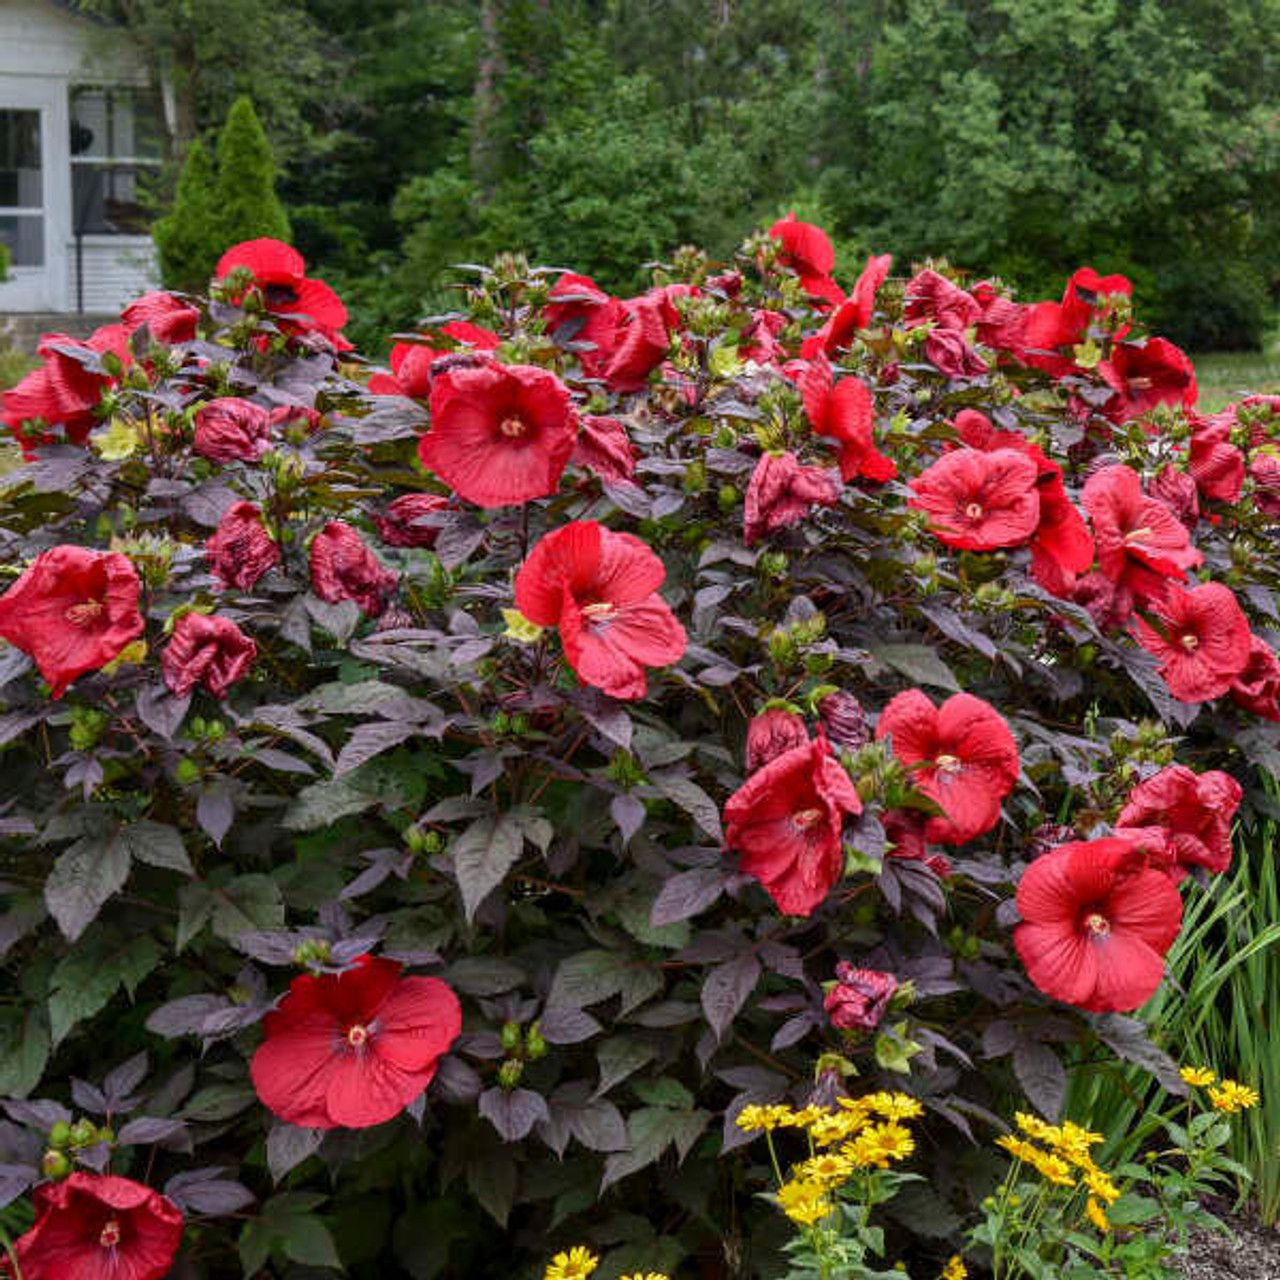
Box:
[744,451,841,546]
[571,414,636,483]
[0,547,143,699]
[422,362,576,508]
[908,447,1040,551]
[1232,634,1280,721]
[881,808,953,879]
[367,322,500,398]
[926,328,989,379]
[604,291,675,392]
[193,397,272,464]
[825,963,898,1031]
[799,354,896,482]
[161,613,256,699]
[269,404,323,436]
[1014,838,1182,1012]
[1117,764,1242,880]
[1082,464,1202,604]
[373,493,451,547]
[13,1173,183,1280]
[769,212,844,308]
[745,707,809,772]
[121,291,199,345]
[971,280,1028,354]
[1249,446,1280,517]
[515,520,686,700]
[310,521,399,618]
[1022,267,1132,377]
[1149,466,1200,529]
[1187,415,1244,503]
[802,254,893,357]
[1132,581,1251,703]
[204,502,280,590]
[1098,338,1197,422]
[903,269,981,332]
[724,732,862,917]
[216,238,349,348]
[251,955,462,1129]
[544,272,627,381]
[876,690,1019,845]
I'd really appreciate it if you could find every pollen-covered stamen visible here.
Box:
[346,1024,369,1048]
[1128,376,1154,391]
[793,807,823,829]
[1084,912,1110,936]
[935,753,962,773]
[964,502,984,520]
[64,599,105,627]
[498,416,528,439]
[1180,632,1200,652]
[100,1219,121,1248]
[581,601,616,621]
[1124,526,1152,544]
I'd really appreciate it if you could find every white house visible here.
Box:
[0,0,161,314]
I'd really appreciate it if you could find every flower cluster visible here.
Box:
[995,1111,1120,1227]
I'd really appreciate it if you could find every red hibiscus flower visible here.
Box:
[817,690,871,751]
[724,731,862,917]
[544,272,627,380]
[882,808,953,879]
[251,955,462,1129]
[745,707,809,772]
[1022,267,1132,376]
[743,451,841,546]
[0,547,143,699]
[926,328,989,379]
[876,690,1019,845]
[515,521,685,700]
[1149,466,1200,529]
[741,308,789,364]
[204,502,280,591]
[908,447,1040,551]
[952,410,1093,585]
[769,212,844,308]
[825,963,898,1031]
[1072,569,1136,631]
[13,1173,183,1280]
[161,613,257,699]
[603,291,675,393]
[367,322,500,398]
[802,254,893,357]
[1014,838,1182,1012]
[1132,581,1251,703]
[422,362,577,508]
[193,397,272,464]
[799,354,896,482]
[571,414,636,483]
[1232,634,1280,720]
[269,404,323,436]
[373,493,451,547]
[1081,464,1202,604]
[1117,764,1242,880]
[1187,415,1244,503]
[1098,338,1198,422]
[971,280,1028,354]
[903,269,981,332]
[310,521,399,618]
[1250,446,1280,517]
[216,238,350,348]
[122,291,200,345]
[2,327,129,454]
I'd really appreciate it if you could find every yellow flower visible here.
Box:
[736,1103,794,1132]
[870,1092,924,1121]
[996,1134,1042,1163]
[1084,1169,1120,1205]
[545,1246,599,1280]
[776,1178,832,1225]
[1209,1080,1260,1113]
[788,1105,828,1129]
[1030,1151,1076,1187]
[620,1274,670,1280]
[941,1255,968,1280]
[852,1121,915,1168]
[1014,1112,1058,1144]
[797,1152,855,1186]
[808,1111,865,1147]
[1086,1197,1110,1231]
[1180,1066,1216,1088]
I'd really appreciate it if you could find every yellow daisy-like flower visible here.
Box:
[1030,1152,1076,1187]
[852,1121,916,1168]
[776,1178,832,1226]
[1086,1197,1110,1231]
[870,1092,925,1121]
[787,1105,828,1129]
[736,1103,795,1132]
[1014,1112,1058,1144]
[1180,1066,1217,1088]
[620,1274,670,1280]
[996,1134,1042,1163]
[1209,1080,1260,1113]
[1084,1168,1121,1205]
[1057,1120,1104,1151]
[545,1245,599,1280]
[941,1255,968,1280]
[797,1151,856,1186]
[808,1111,864,1147]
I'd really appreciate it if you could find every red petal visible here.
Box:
[216,237,305,284]
[373,977,462,1073]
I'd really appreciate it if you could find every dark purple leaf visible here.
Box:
[1012,1040,1066,1120]
[266,1122,324,1183]
[71,1078,108,1115]
[135,685,190,741]
[537,1007,602,1045]
[610,794,646,845]
[701,951,761,1042]
[164,1170,255,1215]
[117,1116,190,1147]
[196,781,235,848]
[478,1087,548,1143]
[651,867,728,926]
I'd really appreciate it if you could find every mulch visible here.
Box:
[1178,1216,1280,1280]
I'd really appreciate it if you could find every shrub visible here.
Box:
[213,97,291,253]
[0,226,1277,1278]
[153,139,221,293]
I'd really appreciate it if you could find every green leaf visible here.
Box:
[211,874,285,940]
[0,1006,49,1097]
[869,643,960,692]
[47,931,160,1044]
[596,1035,659,1097]
[600,1105,711,1190]
[282,1214,342,1267]
[121,820,193,874]
[44,833,132,941]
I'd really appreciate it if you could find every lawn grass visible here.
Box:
[1193,348,1280,413]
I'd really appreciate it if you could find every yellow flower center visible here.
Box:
[935,753,961,772]
[964,502,984,520]
[1124,526,1151,544]
[1180,633,1199,651]
[1084,912,1110,936]
[793,807,823,829]
[347,1023,369,1047]
[499,416,528,439]
[100,1219,121,1248]
[65,599,105,627]
[581,601,616,620]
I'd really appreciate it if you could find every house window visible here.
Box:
[69,86,163,235]
[0,109,44,266]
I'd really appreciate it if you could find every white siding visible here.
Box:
[65,234,155,312]
[0,2,146,83]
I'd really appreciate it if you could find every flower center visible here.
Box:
[935,753,962,773]
[499,416,528,439]
[964,502,984,520]
[99,1219,121,1248]
[1180,632,1200,651]
[793,807,823,829]
[1129,376,1153,391]
[1084,912,1110,936]
[264,283,300,309]
[64,599,105,627]
[581,601,616,621]
[1124,526,1151,544]
[346,1023,369,1048]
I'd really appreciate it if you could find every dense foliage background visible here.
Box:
[74,0,1280,353]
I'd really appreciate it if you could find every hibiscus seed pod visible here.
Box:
[498,1058,524,1090]
[1027,822,1075,860]
[818,692,871,751]
[745,707,808,772]
[500,1021,522,1054]
[41,1150,71,1180]
[48,1121,72,1150]
[526,1023,547,1060]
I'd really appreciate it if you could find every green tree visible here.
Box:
[152,138,219,291]
[213,98,291,253]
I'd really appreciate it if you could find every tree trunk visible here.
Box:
[470,0,504,201]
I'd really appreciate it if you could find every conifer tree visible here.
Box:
[152,139,219,292]
[212,97,291,251]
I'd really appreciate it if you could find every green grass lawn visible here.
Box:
[1194,349,1280,413]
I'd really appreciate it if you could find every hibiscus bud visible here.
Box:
[825,964,898,1032]
[69,1119,96,1148]
[48,1121,72,1150]
[1150,466,1199,528]
[745,708,809,773]
[1026,822,1075,860]
[292,938,332,968]
[375,606,415,633]
[767,627,797,666]
[500,1021,522,1054]
[498,1059,524,1090]
[41,1150,71,1180]
[818,692,871,751]
[526,1023,548,1060]
[175,758,201,785]
[193,397,272,464]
